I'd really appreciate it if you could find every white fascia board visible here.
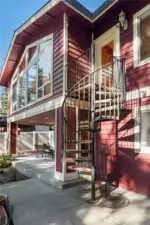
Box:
[8,96,64,123]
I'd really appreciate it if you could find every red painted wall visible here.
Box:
[96,1,150,196]
[10,123,17,155]
[67,19,91,89]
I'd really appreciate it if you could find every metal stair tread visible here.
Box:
[95,105,118,113]
[79,173,92,181]
[80,140,92,144]
[95,115,119,122]
[96,91,121,96]
[79,120,91,125]
[79,127,93,132]
[63,158,92,163]
[65,140,79,143]
[74,158,92,163]
[68,165,91,172]
[66,149,92,154]
[95,98,122,104]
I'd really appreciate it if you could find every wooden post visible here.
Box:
[10,123,17,155]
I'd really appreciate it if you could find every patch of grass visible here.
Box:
[0,155,13,169]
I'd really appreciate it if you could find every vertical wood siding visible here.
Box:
[95,0,150,196]
[53,25,64,97]
[67,20,91,89]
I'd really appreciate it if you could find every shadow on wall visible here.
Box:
[96,71,150,196]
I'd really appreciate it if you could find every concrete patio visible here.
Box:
[0,177,150,225]
[0,155,148,225]
[13,155,55,181]
[13,155,83,189]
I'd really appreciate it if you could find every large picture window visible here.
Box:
[11,34,53,112]
[12,82,17,111]
[27,63,37,103]
[134,6,150,67]
[18,72,26,108]
[38,40,52,98]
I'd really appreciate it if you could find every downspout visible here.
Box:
[63,13,68,97]
[91,32,96,201]
[62,13,68,175]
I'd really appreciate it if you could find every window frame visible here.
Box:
[133,4,150,68]
[134,104,150,154]
[11,33,53,113]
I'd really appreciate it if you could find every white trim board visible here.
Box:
[133,3,150,68]
[8,96,64,123]
[95,24,120,69]
[54,171,78,182]
[126,86,150,101]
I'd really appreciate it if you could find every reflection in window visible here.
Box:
[38,40,52,98]
[28,45,38,65]
[19,56,26,73]
[12,82,17,111]
[11,36,53,112]
[18,72,26,108]
[27,64,36,103]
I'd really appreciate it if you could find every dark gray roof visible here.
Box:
[93,0,116,18]
[66,0,116,20]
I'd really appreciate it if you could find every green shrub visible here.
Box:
[0,155,13,168]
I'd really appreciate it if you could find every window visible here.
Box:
[134,106,150,154]
[134,5,150,67]
[37,40,52,98]
[141,112,150,148]
[18,56,26,108]
[18,72,26,108]
[27,63,37,103]
[12,82,17,111]
[11,34,53,112]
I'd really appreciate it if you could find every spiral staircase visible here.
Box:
[62,47,126,201]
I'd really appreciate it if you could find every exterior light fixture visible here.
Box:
[119,10,128,30]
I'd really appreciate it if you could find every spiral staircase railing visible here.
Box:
[62,48,126,201]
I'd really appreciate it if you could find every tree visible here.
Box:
[0,87,8,116]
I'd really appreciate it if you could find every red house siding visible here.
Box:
[67,19,91,89]
[95,1,150,196]
[10,123,17,155]
[118,2,150,196]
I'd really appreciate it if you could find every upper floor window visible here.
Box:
[12,82,17,111]
[11,34,53,112]
[134,5,150,67]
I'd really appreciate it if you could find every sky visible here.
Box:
[0,0,105,70]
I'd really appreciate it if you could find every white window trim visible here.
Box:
[11,33,53,114]
[133,4,150,68]
[134,104,150,154]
